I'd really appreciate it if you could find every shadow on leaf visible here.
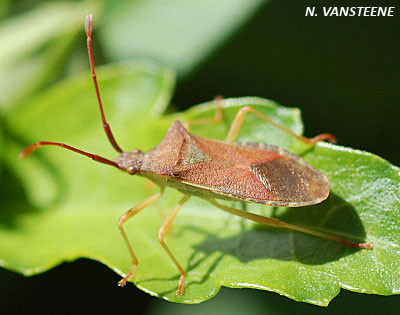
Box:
[137,193,368,294]
[0,163,39,229]
[0,121,67,228]
[191,193,367,266]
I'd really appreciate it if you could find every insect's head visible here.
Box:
[114,149,144,175]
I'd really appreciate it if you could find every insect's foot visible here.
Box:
[117,266,137,287]
[311,133,337,144]
[359,242,372,249]
[118,278,128,287]
[176,274,186,295]
[340,238,372,249]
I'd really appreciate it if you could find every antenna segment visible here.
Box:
[85,14,123,153]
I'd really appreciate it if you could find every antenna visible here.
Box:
[85,14,123,153]
[19,14,123,170]
[20,141,120,169]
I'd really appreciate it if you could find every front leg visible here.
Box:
[117,189,164,287]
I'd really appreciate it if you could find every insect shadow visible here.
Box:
[190,193,367,267]
[138,193,367,295]
[138,251,225,296]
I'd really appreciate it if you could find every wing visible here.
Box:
[235,142,330,206]
[142,121,330,206]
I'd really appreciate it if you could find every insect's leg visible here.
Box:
[183,96,223,132]
[118,189,165,287]
[225,106,337,144]
[144,179,156,193]
[145,180,166,219]
[158,195,191,295]
[209,199,371,249]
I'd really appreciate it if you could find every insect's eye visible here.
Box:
[127,167,137,175]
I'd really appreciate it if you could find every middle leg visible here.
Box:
[145,179,167,219]
[158,194,191,295]
[183,96,223,132]
[225,106,337,144]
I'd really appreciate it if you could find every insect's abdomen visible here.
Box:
[245,144,330,206]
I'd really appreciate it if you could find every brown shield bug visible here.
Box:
[20,14,371,295]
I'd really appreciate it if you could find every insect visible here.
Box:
[20,14,371,295]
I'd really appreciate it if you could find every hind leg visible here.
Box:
[209,199,371,249]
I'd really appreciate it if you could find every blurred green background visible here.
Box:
[1,0,399,313]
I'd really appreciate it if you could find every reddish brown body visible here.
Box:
[115,120,330,207]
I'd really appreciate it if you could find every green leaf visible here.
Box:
[100,0,266,76]
[0,1,102,111]
[0,123,3,173]
[0,0,11,20]
[1,62,399,306]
